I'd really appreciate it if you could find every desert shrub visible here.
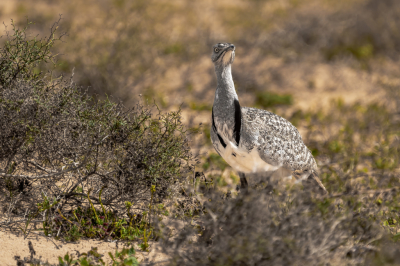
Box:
[159,169,400,265]
[0,20,195,242]
[257,0,400,61]
[156,95,400,265]
[158,187,383,265]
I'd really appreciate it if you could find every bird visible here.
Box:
[210,42,326,193]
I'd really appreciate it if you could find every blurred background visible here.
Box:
[1,0,400,184]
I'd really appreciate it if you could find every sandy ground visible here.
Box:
[0,228,168,265]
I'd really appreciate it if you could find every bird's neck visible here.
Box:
[214,64,238,101]
[213,64,242,143]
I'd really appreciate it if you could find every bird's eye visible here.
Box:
[214,48,219,53]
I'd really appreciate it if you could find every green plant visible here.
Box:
[50,192,152,242]
[202,153,229,171]
[255,91,293,109]
[14,241,137,266]
[140,228,151,252]
[189,102,212,111]
[139,184,156,251]
[0,18,63,87]
[57,246,139,266]
[58,252,77,266]
[108,246,139,266]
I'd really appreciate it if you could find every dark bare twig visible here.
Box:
[28,241,36,260]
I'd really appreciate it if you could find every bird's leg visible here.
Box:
[239,172,248,189]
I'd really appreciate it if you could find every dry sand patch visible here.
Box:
[0,229,168,265]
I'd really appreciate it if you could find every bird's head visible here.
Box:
[211,43,235,67]
[293,169,327,194]
[292,168,314,181]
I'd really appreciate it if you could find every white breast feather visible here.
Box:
[219,141,281,174]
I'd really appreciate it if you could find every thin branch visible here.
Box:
[0,219,45,226]
[27,161,58,173]
[0,154,90,180]
[66,172,96,195]
[64,192,109,204]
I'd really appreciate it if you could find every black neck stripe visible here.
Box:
[212,107,227,148]
[233,99,241,146]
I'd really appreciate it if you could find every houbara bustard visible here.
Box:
[210,43,326,193]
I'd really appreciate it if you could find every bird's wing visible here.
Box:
[239,107,316,171]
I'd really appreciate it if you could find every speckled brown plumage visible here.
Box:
[239,107,317,171]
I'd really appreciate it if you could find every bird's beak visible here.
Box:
[227,44,235,51]
[222,44,235,65]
